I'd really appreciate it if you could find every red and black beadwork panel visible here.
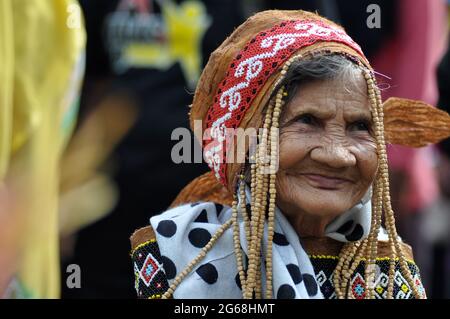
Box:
[132,240,169,299]
[309,256,426,299]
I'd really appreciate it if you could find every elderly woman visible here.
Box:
[130,10,450,299]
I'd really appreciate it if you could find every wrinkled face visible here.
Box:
[276,74,378,223]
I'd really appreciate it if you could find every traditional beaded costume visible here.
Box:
[130,10,450,299]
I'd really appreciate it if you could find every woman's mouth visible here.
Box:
[300,173,352,190]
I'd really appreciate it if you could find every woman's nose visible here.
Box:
[310,140,357,168]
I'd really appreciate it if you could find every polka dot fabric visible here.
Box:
[150,203,240,299]
[325,187,372,242]
[149,185,372,299]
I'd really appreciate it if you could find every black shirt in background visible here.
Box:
[63,0,244,298]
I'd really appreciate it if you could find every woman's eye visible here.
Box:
[349,120,370,132]
[296,114,316,125]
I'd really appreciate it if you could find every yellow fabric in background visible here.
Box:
[0,0,85,298]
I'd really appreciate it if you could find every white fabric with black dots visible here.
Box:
[150,187,372,299]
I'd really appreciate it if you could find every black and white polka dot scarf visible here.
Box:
[150,187,372,299]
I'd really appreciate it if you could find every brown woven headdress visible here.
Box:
[191,10,370,191]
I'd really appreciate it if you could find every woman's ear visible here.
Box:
[383,97,450,147]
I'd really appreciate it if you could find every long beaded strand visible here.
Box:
[372,84,422,299]
[233,186,248,294]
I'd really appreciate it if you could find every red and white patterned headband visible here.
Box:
[203,19,366,186]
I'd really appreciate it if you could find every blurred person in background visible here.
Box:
[62,0,244,298]
[0,0,85,298]
[62,0,348,299]
[438,3,450,159]
[426,0,450,298]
